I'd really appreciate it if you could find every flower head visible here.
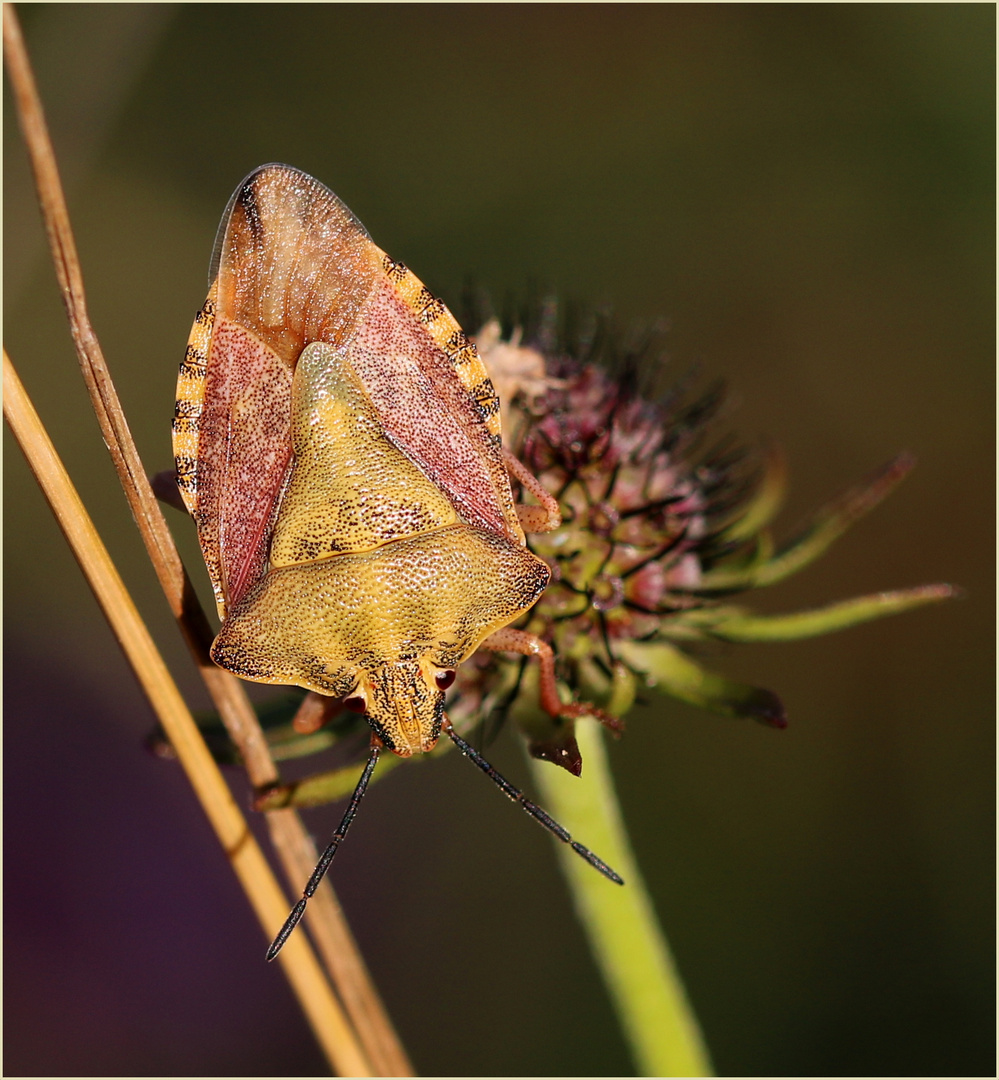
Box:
[442,305,957,775]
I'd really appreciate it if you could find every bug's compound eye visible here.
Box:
[342,694,367,714]
[435,669,456,691]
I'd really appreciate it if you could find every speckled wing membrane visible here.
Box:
[173,164,519,620]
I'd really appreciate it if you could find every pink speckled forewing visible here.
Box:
[214,165,519,540]
[193,163,522,617]
[196,318,293,613]
[195,164,381,614]
[347,277,518,542]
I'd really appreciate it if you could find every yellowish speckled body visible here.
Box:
[174,165,554,756]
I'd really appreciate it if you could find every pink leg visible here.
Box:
[291,691,341,734]
[503,448,561,533]
[479,627,624,732]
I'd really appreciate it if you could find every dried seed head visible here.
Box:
[441,309,955,773]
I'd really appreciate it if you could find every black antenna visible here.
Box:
[265,740,381,962]
[445,720,624,885]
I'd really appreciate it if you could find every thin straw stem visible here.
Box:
[3,6,411,1073]
[3,351,370,1078]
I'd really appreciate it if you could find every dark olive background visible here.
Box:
[4,4,993,1077]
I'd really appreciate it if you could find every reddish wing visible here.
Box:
[178,163,521,616]
[181,165,384,614]
[346,276,514,538]
[197,319,292,609]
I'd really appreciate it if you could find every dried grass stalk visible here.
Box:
[3,4,411,1074]
[3,350,369,1077]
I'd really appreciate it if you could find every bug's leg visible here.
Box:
[290,691,341,735]
[265,736,381,962]
[150,469,188,513]
[444,717,623,884]
[502,448,561,533]
[478,627,624,733]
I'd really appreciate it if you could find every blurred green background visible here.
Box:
[4,4,993,1076]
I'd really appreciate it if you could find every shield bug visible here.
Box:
[174,164,623,959]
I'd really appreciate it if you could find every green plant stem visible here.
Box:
[528,719,713,1077]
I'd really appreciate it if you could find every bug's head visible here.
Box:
[343,658,456,756]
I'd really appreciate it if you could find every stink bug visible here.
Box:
[174,164,623,959]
